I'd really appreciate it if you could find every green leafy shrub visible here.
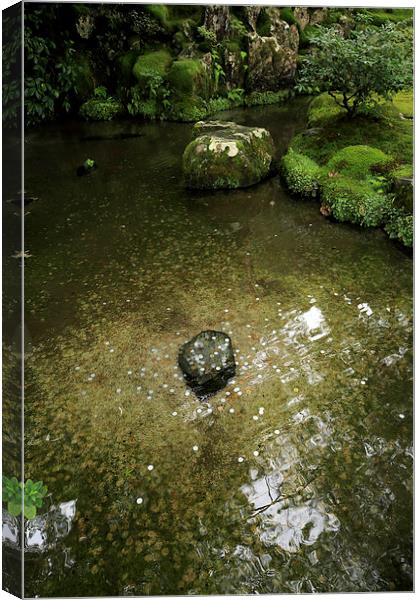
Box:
[282,150,321,197]
[245,90,289,107]
[3,476,48,520]
[385,209,413,247]
[2,10,21,128]
[296,23,413,118]
[206,96,232,114]
[197,25,217,49]
[320,175,392,227]
[298,25,321,49]
[80,97,124,121]
[355,8,413,27]
[226,87,245,105]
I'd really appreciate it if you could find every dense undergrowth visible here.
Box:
[282,91,413,246]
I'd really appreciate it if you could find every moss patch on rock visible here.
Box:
[132,49,173,86]
[183,121,275,189]
[167,58,212,99]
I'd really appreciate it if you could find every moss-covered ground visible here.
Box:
[282,90,413,247]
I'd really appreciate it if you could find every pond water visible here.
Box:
[6,99,413,595]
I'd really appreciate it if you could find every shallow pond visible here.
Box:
[6,99,413,595]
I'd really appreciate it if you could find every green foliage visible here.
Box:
[132,50,172,85]
[281,150,320,197]
[93,86,108,100]
[280,8,298,27]
[244,89,289,107]
[325,145,393,180]
[385,209,413,247]
[390,164,413,179]
[355,8,413,27]
[2,476,22,517]
[299,25,320,49]
[197,25,217,49]
[320,175,393,227]
[2,10,21,128]
[206,96,232,114]
[3,476,48,520]
[210,49,225,92]
[296,23,413,118]
[24,6,84,125]
[256,9,272,37]
[227,88,245,105]
[292,96,413,167]
[169,98,207,122]
[230,15,248,38]
[167,59,206,96]
[80,97,124,121]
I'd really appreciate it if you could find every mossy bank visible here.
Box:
[281,91,413,247]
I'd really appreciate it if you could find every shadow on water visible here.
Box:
[3,98,412,595]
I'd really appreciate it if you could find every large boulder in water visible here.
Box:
[178,330,236,397]
[183,121,275,189]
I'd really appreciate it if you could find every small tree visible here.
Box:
[296,23,413,118]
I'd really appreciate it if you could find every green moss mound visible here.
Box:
[325,145,393,180]
[281,149,320,197]
[79,98,124,121]
[183,123,275,189]
[132,50,172,86]
[283,90,413,245]
[307,93,345,127]
[167,58,211,99]
[292,95,413,167]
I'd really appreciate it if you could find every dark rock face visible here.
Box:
[203,6,232,42]
[178,330,236,397]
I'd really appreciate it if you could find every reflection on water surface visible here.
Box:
[2,99,412,595]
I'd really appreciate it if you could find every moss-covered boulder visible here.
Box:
[183,120,275,189]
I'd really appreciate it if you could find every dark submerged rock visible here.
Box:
[178,330,236,398]
[76,158,97,176]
